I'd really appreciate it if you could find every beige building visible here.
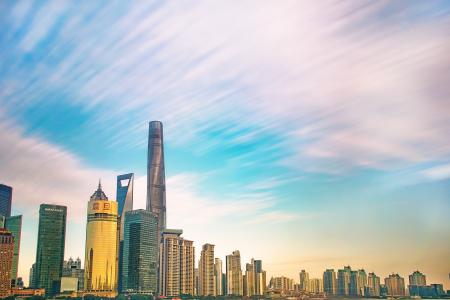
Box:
[214,258,223,296]
[308,278,324,294]
[180,239,195,295]
[269,276,294,293]
[299,270,309,292]
[244,262,255,296]
[226,250,243,295]
[385,274,406,297]
[84,183,118,297]
[199,244,215,296]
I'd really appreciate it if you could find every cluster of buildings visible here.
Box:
[267,268,446,299]
[0,121,448,299]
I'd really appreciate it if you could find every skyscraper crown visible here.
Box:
[90,180,108,201]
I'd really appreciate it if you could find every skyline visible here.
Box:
[0,0,449,292]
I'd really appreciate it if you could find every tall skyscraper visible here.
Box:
[244,261,255,296]
[159,229,194,296]
[323,269,337,295]
[226,250,243,296]
[33,204,67,295]
[180,239,195,295]
[385,274,406,297]
[122,209,158,294]
[214,258,223,296]
[199,244,215,296]
[253,259,266,296]
[0,184,12,218]
[147,121,166,233]
[84,182,119,296]
[299,270,309,292]
[5,215,22,287]
[116,173,134,293]
[409,270,426,286]
[367,272,381,297]
[337,266,351,295]
[0,228,14,298]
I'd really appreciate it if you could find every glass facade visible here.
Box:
[122,209,158,294]
[5,215,22,287]
[84,183,118,296]
[33,204,67,295]
[147,121,166,232]
[0,184,12,218]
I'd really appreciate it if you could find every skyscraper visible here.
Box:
[244,261,255,296]
[0,228,14,298]
[5,215,22,288]
[0,184,12,218]
[323,269,337,295]
[253,259,266,296]
[367,272,381,297]
[199,244,215,296]
[214,258,223,296]
[147,121,166,233]
[180,239,195,295]
[116,173,134,292]
[385,274,405,297]
[299,270,309,292]
[159,229,182,296]
[337,266,351,295]
[409,270,426,286]
[122,209,158,294]
[226,250,243,296]
[84,182,119,296]
[33,204,67,295]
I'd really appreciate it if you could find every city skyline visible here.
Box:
[0,0,449,293]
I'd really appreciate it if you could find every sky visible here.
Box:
[0,0,449,289]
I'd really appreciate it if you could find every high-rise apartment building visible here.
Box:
[308,278,324,294]
[5,215,22,288]
[269,276,293,293]
[199,244,215,296]
[337,266,351,295]
[226,250,243,295]
[84,183,118,296]
[0,228,14,298]
[214,258,223,296]
[367,272,381,297]
[62,258,84,291]
[147,121,166,233]
[409,270,426,286]
[323,269,337,295]
[180,238,195,295]
[299,270,309,292]
[116,173,134,293]
[33,204,67,295]
[122,209,158,294]
[253,259,266,296]
[0,184,12,218]
[385,274,405,297]
[349,269,366,296]
[244,262,255,296]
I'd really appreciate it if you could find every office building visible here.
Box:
[33,204,67,295]
[367,272,381,297]
[226,250,243,295]
[199,244,215,296]
[0,184,12,218]
[0,228,14,297]
[323,269,337,295]
[122,209,158,294]
[180,238,195,295]
[385,274,405,297]
[299,270,309,292]
[116,173,134,293]
[214,258,223,296]
[5,215,22,287]
[84,182,118,296]
[62,258,84,291]
[147,121,166,233]
[337,266,351,295]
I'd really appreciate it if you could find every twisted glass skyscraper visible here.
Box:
[147,121,166,233]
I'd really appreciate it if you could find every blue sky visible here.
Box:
[0,0,449,288]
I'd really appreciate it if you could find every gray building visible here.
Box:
[0,184,12,218]
[147,121,167,233]
[117,173,134,293]
[62,257,84,291]
[33,204,67,295]
[122,209,158,294]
